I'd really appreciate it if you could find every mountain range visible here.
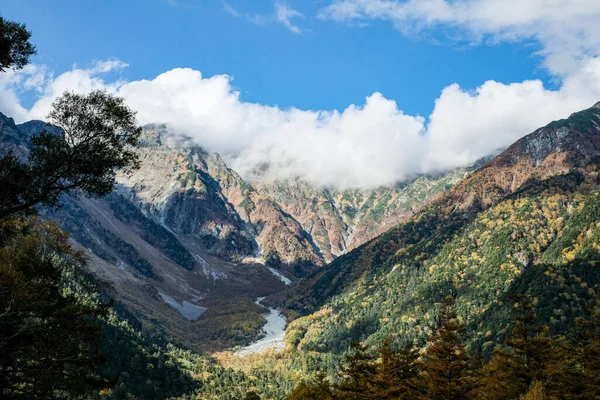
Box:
[0,114,472,350]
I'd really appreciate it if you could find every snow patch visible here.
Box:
[159,292,206,320]
[267,267,292,286]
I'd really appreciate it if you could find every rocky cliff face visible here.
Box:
[442,102,600,212]
[112,124,473,268]
[256,170,472,262]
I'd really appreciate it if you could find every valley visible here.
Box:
[4,100,600,400]
[2,114,474,351]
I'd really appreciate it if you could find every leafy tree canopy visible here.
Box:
[0,218,112,399]
[0,16,36,71]
[0,90,142,219]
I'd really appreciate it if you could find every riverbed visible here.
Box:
[236,297,287,356]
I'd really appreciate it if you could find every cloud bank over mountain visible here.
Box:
[2,57,600,189]
[2,0,600,189]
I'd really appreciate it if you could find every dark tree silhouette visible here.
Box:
[334,341,378,400]
[0,16,36,71]
[371,338,419,399]
[0,90,141,219]
[483,294,560,399]
[0,219,112,399]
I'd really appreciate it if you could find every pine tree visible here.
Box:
[414,296,479,400]
[482,294,558,400]
[371,337,419,399]
[334,341,378,400]
[287,374,334,400]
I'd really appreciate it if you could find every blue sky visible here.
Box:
[3,0,549,116]
[1,0,600,189]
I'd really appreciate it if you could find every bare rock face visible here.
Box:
[113,124,471,268]
[444,104,600,212]
[112,125,255,262]
[0,114,28,157]
[256,170,471,262]
[0,117,471,269]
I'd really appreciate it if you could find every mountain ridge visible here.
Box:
[0,113,472,351]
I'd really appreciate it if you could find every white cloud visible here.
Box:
[0,64,50,122]
[423,60,600,172]
[318,0,600,76]
[2,57,600,189]
[275,3,304,34]
[224,2,305,34]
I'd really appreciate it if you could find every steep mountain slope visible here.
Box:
[0,113,469,351]
[112,124,470,269]
[275,102,600,357]
[258,168,475,262]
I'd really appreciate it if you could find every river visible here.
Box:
[236,297,287,356]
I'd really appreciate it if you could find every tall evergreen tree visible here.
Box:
[334,341,378,400]
[414,296,479,400]
[482,294,559,400]
[371,337,419,399]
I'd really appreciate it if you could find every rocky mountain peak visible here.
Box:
[206,152,229,171]
[0,112,17,129]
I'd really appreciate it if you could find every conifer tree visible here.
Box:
[414,296,479,400]
[371,337,419,399]
[334,341,378,400]
[483,294,558,400]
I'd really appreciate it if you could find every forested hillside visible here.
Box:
[273,103,600,356]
